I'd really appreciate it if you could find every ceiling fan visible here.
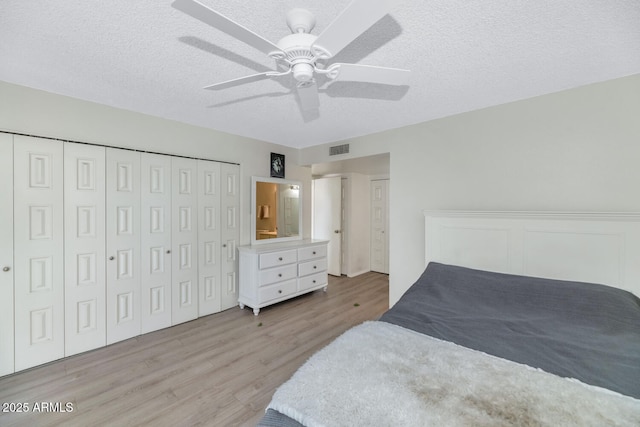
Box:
[172,0,410,111]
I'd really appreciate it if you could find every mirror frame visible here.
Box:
[250,176,303,245]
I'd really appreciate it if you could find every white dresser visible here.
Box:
[238,239,329,315]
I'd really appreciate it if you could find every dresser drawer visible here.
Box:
[259,264,297,286]
[298,272,327,292]
[259,249,297,269]
[298,245,327,261]
[259,279,297,303]
[298,258,327,277]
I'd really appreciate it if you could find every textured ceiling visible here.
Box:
[1,1,639,149]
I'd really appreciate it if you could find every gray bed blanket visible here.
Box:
[380,262,640,399]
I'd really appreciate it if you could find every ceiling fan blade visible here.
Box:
[296,82,320,111]
[172,0,284,57]
[328,63,410,85]
[311,0,395,58]
[204,72,278,90]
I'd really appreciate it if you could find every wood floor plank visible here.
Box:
[0,272,388,426]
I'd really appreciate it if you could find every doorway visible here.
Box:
[311,153,390,278]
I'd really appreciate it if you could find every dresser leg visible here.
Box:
[239,303,245,309]
[323,286,328,292]
[253,308,260,316]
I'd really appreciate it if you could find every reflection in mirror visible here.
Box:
[251,177,302,244]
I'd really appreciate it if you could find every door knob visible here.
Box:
[334,230,340,234]
[2,266,9,272]
[109,256,115,261]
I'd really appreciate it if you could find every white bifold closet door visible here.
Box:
[13,136,65,371]
[197,160,222,316]
[64,142,106,356]
[0,134,15,376]
[106,148,141,345]
[172,157,199,325]
[220,163,240,311]
[1,136,241,375]
[141,153,172,333]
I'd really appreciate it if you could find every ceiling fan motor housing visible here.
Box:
[276,33,320,83]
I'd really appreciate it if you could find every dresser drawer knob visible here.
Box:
[312,251,316,255]
[278,257,283,261]
[312,280,316,284]
[278,273,282,277]
[278,290,282,294]
[313,265,317,269]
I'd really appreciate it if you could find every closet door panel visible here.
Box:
[14,136,65,371]
[197,160,221,316]
[106,148,141,344]
[64,142,106,356]
[220,163,240,311]
[141,153,172,333]
[370,180,389,274]
[172,157,198,324]
[0,134,14,376]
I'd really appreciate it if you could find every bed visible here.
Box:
[258,212,640,426]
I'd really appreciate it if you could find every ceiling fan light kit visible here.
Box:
[172,0,410,111]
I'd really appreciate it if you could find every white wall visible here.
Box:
[0,81,313,245]
[5,74,639,308]
[300,73,640,306]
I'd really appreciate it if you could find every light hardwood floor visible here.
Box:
[0,272,389,427]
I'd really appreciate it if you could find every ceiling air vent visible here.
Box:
[329,144,349,156]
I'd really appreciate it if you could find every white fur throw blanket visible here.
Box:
[268,321,640,427]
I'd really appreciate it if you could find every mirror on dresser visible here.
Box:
[251,176,302,245]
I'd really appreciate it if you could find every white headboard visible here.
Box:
[424,211,640,296]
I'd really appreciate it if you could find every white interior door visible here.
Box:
[313,177,342,276]
[106,148,141,345]
[0,134,15,376]
[197,160,221,316]
[64,142,106,356]
[340,178,348,275]
[220,163,240,311]
[14,135,65,371]
[171,157,198,325]
[370,179,389,274]
[141,153,172,333]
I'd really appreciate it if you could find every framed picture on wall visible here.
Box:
[270,152,285,178]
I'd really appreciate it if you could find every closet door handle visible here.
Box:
[166,250,171,254]
[109,256,115,261]
[2,266,10,272]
